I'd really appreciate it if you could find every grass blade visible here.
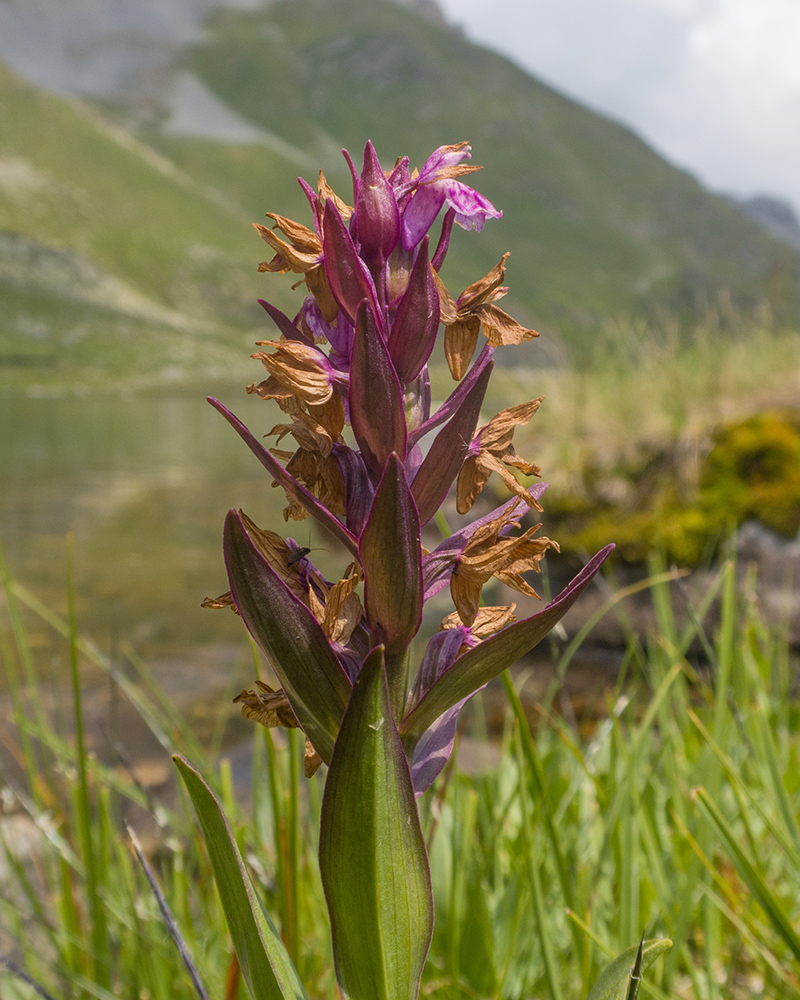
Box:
[174,755,308,1000]
[693,785,800,962]
[0,952,60,1000]
[66,532,111,989]
[128,826,211,1000]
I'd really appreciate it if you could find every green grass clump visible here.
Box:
[701,411,800,537]
[2,554,799,999]
[0,556,335,999]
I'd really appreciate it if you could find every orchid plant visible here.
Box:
[174,141,666,1000]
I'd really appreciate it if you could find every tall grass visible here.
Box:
[2,553,799,999]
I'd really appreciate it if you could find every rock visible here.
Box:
[0,813,43,885]
[736,195,800,250]
[736,520,800,644]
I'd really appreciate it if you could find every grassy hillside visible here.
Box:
[183,0,800,344]
[0,63,303,392]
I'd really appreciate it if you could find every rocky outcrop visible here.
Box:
[735,520,800,643]
[737,195,800,251]
[0,0,449,115]
[0,230,193,326]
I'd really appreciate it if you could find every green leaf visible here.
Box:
[319,647,434,1000]
[224,508,351,763]
[586,938,671,1000]
[173,755,308,1000]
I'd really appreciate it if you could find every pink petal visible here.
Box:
[401,184,447,250]
[419,143,472,180]
[442,179,502,228]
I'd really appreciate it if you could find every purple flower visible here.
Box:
[399,141,503,251]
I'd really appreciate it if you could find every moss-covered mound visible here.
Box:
[546,409,800,565]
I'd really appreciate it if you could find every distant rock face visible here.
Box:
[0,0,236,98]
[0,0,448,106]
[164,71,269,143]
[390,0,447,24]
[0,231,191,326]
[737,194,800,250]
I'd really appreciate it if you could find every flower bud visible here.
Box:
[354,140,401,269]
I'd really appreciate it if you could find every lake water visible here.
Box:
[0,387,335,667]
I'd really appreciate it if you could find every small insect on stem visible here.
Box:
[286,546,312,567]
[286,535,326,569]
[283,540,326,585]
[283,546,313,585]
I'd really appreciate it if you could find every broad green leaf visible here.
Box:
[319,647,434,1000]
[586,939,671,1000]
[174,755,308,1000]
[224,509,351,763]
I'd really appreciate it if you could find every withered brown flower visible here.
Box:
[254,208,339,321]
[434,253,539,380]
[456,398,544,514]
[449,501,558,626]
[248,343,348,519]
[440,604,518,639]
[306,562,363,647]
[233,680,323,777]
[251,340,337,406]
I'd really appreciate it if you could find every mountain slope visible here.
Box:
[0,61,308,390]
[183,0,800,341]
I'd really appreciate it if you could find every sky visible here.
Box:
[436,0,800,216]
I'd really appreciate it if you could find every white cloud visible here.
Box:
[437,0,800,214]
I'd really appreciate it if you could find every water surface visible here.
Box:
[0,388,330,665]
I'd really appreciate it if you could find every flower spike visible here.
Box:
[212,139,609,803]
